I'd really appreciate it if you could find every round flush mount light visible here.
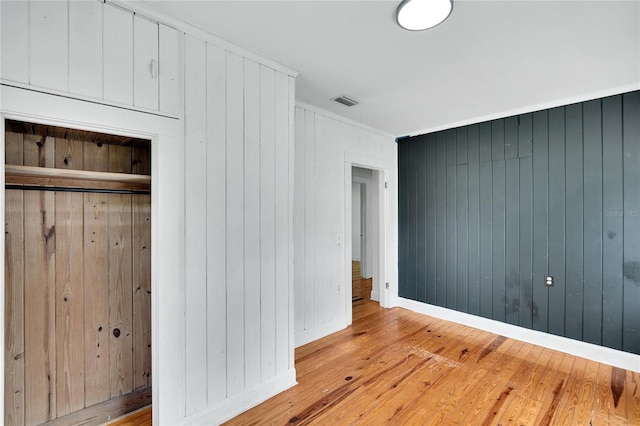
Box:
[396,0,453,31]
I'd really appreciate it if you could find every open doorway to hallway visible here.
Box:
[351,166,378,304]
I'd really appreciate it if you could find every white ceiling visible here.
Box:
[138,0,640,136]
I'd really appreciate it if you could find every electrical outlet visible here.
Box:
[545,275,554,287]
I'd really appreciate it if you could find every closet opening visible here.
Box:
[4,119,152,425]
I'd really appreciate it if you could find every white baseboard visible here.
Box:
[181,368,297,425]
[397,297,640,373]
[295,317,348,348]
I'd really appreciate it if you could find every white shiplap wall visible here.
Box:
[0,1,297,425]
[0,0,181,116]
[293,105,398,347]
[182,35,297,424]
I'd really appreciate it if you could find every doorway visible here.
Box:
[346,162,388,324]
[4,120,152,425]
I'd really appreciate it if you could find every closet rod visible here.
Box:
[5,185,150,195]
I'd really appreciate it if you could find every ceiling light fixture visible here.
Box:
[396,0,453,31]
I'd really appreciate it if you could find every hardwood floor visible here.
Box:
[105,406,151,426]
[226,297,640,425]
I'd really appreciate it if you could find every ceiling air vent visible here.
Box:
[331,94,359,107]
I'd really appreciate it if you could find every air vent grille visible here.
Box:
[331,94,359,107]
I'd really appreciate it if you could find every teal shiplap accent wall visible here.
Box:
[398,90,640,355]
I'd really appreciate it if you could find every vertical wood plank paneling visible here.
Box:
[479,132,493,319]
[504,117,519,159]
[4,133,24,426]
[467,125,480,316]
[312,116,329,330]
[405,138,417,300]
[132,194,151,390]
[446,131,457,308]
[518,156,533,328]
[518,114,533,157]
[622,91,640,355]
[184,35,208,413]
[23,190,56,424]
[492,119,505,161]
[108,145,132,174]
[133,15,159,110]
[260,66,277,378]
[398,141,409,299]
[582,99,604,345]
[456,126,468,311]
[456,163,468,312]
[293,108,305,334]
[416,137,428,302]
[398,90,640,355]
[425,134,437,304]
[435,132,447,307]
[30,0,68,91]
[532,111,549,331]
[103,3,134,105]
[4,188,24,426]
[206,43,228,403]
[565,103,584,340]
[108,194,134,398]
[132,146,151,175]
[159,24,183,116]
[547,107,566,336]
[504,158,519,325]
[287,76,296,370]
[303,110,316,330]
[518,114,534,328]
[83,143,109,172]
[83,192,110,407]
[53,188,86,392]
[54,140,85,417]
[68,0,103,98]
[243,58,261,388]
[456,128,467,165]
[0,1,29,83]
[602,95,624,350]
[275,71,290,373]
[23,135,56,423]
[492,159,506,322]
[479,122,492,162]
[226,50,245,396]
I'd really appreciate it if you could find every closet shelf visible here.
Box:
[5,164,151,192]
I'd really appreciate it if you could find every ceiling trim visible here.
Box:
[112,0,299,77]
[296,101,395,140]
[408,82,640,137]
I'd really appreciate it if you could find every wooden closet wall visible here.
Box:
[4,123,152,425]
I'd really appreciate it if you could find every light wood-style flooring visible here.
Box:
[226,297,640,425]
[105,406,151,426]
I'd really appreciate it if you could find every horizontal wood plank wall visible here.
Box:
[4,133,152,424]
[397,90,640,355]
[182,35,296,417]
[0,1,181,115]
[293,107,397,342]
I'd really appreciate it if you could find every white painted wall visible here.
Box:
[0,1,181,116]
[293,104,398,347]
[0,1,297,425]
[181,35,296,426]
[351,182,362,262]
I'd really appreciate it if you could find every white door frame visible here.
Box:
[344,152,392,325]
[0,84,185,425]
